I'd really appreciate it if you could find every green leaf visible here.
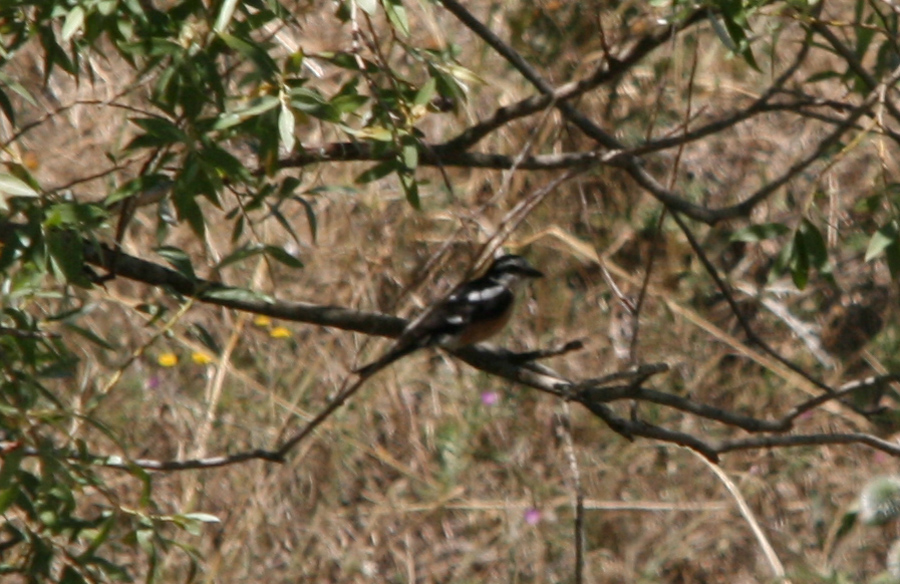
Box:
[343,125,393,141]
[0,172,39,197]
[120,38,184,58]
[709,7,760,71]
[218,32,278,78]
[0,486,19,515]
[269,207,301,245]
[135,528,154,555]
[173,161,207,238]
[63,323,118,351]
[200,146,250,183]
[0,448,24,490]
[355,159,399,183]
[709,12,738,51]
[279,176,302,197]
[831,509,858,551]
[231,214,245,242]
[216,243,265,269]
[305,184,358,196]
[442,63,485,87]
[0,88,15,126]
[866,222,898,261]
[44,202,107,228]
[39,24,76,78]
[400,172,419,209]
[156,246,196,280]
[264,244,303,268]
[214,0,239,32]
[284,51,304,75]
[402,140,418,170]
[414,77,437,106]
[789,229,809,289]
[61,6,85,42]
[799,219,832,282]
[175,190,206,237]
[188,323,221,354]
[805,70,842,84]
[855,13,876,61]
[0,71,38,107]
[279,102,296,153]
[182,512,221,523]
[131,117,187,142]
[60,566,88,584]
[384,0,410,36]
[730,222,790,242]
[289,87,336,121]
[330,93,368,115]
[202,287,272,303]
[885,240,900,279]
[293,195,317,243]
[354,0,377,16]
[317,51,378,72]
[46,230,92,288]
[104,174,172,207]
[80,513,116,557]
[214,95,280,130]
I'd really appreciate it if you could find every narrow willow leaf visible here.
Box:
[730,222,790,242]
[866,222,898,261]
[265,244,303,268]
[0,172,39,197]
[279,102,296,153]
[61,6,85,42]
[214,0,239,32]
[46,230,92,288]
[355,160,398,183]
[294,195,317,243]
[156,246,196,280]
[384,0,410,36]
[216,243,265,269]
[203,287,272,303]
[354,0,377,15]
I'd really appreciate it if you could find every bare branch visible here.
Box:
[716,432,900,457]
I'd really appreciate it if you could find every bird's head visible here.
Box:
[486,254,544,286]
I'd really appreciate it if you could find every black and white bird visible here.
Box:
[355,254,544,377]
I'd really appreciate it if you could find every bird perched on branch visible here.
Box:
[355,254,544,377]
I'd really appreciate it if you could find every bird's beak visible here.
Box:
[524,266,544,279]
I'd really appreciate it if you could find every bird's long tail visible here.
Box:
[353,341,419,377]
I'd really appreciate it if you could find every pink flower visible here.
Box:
[524,508,541,525]
[481,391,499,406]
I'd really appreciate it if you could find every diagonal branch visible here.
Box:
[439,8,707,151]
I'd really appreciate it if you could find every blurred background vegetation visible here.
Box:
[3,0,900,581]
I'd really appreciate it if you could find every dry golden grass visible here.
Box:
[5,0,900,582]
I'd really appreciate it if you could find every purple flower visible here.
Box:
[524,508,541,525]
[481,391,499,406]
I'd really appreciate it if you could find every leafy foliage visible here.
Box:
[3,0,900,580]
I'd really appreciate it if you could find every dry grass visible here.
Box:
[5,0,900,582]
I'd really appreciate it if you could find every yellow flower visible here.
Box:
[270,326,291,339]
[157,352,178,367]
[192,352,213,365]
[253,315,272,327]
